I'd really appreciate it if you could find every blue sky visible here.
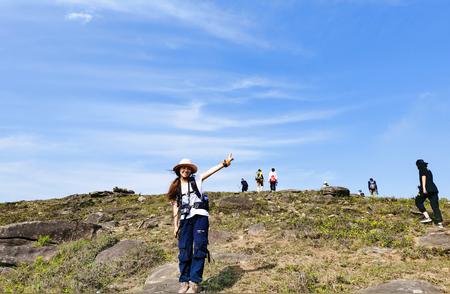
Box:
[1,0,449,201]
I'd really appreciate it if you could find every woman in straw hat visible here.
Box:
[167,153,233,293]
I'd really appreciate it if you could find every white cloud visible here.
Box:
[57,0,267,46]
[0,135,62,152]
[170,102,345,131]
[321,0,407,5]
[0,135,36,150]
[65,12,93,24]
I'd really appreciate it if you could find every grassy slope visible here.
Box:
[0,191,449,293]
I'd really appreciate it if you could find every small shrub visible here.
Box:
[34,235,52,247]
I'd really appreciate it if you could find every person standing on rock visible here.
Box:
[255,169,264,193]
[415,159,443,229]
[268,168,278,192]
[167,154,234,293]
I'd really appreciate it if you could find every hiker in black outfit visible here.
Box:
[368,178,378,196]
[415,159,443,228]
[167,154,234,293]
[241,178,248,192]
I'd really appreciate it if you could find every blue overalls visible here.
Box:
[178,214,209,283]
[177,177,209,283]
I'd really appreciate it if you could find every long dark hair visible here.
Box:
[167,177,181,202]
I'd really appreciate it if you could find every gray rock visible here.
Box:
[0,221,100,243]
[86,212,113,225]
[248,223,265,236]
[217,195,253,211]
[89,191,114,198]
[137,218,159,230]
[212,252,251,263]
[313,194,334,203]
[95,239,147,264]
[321,186,350,197]
[0,267,14,274]
[358,247,393,254]
[209,230,233,245]
[359,280,442,293]
[141,263,179,294]
[100,221,118,230]
[113,187,135,194]
[0,240,57,266]
[417,231,450,250]
[0,221,100,266]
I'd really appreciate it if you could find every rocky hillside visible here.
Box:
[0,190,449,293]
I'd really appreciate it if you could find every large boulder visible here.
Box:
[209,230,233,245]
[0,221,101,243]
[321,186,350,197]
[216,195,253,212]
[113,187,135,194]
[417,231,450,251]
[142,263,179,294]
[0,221,100,266]
[0,240,57,266]
[95,239,147,264]
[358,279,442,293]
[89,191,114,198]
[86,212,113,225]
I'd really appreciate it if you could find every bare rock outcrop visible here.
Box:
[321,186,350,197]
[0,221,100,266]
[95,239,147,264]
[417,231,450,251]
[358,279,442,293]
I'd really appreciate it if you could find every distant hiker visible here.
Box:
[415,159,443,229]
[368,178,378,196]
[268,168,278,192]
[322,181,329,188]
[167,154,234,293]
[358,190,365,197]
[241,178,248,192]
[255,169,264,193]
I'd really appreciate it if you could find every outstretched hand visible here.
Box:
[224,153,234,167]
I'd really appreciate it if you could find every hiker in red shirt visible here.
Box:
[268,168,278,192]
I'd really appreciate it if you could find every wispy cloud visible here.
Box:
[170,102,346,131]
[0,135,62,152]
[56,0,268,47]
[65,12,93,24]
[381,92,450,143]
[320,0,408,6]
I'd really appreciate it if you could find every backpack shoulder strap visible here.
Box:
[188,176,202,198]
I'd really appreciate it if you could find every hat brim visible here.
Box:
[173,163,198,174]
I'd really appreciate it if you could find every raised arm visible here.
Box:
[201,153,233,182]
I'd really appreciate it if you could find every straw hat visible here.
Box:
[173,158,198,174]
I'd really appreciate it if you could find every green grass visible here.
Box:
[0,234,167,293]
[0,190,448,293]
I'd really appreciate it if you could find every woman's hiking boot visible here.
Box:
[436,222,444,229]
[186,282,200,293]
[178,282,190,293]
